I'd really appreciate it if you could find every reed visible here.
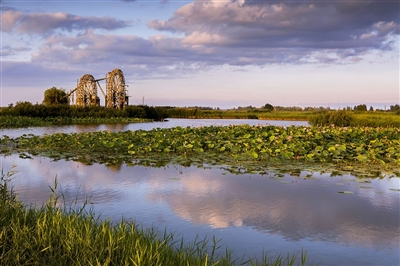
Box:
[309,111,400,127]
[0,171,313,266]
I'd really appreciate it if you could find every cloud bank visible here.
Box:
[2,0,398,69]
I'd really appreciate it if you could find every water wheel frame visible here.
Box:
[106,69,126,109]
[76,74,99,106]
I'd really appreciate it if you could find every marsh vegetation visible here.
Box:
[2,125,399,177]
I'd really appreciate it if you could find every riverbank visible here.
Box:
[1,110,399,129]
[0,116,152,129]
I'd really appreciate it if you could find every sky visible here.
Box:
[1,0,399,109]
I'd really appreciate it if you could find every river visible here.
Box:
[1,119,399,265]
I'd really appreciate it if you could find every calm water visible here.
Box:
[0,118,308,138]
[1,119,399,265]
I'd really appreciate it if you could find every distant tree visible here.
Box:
[390,104,400,112]
[354,104,367,111]
[263,103,274,111]
[369,106,374,111]
[43,87,69,106]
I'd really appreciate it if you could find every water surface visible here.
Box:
[1,154,399,265]
[0,118,308,138]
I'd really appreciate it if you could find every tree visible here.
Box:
[390,104,400,112]
[263,103,274,111]
[354,104,367,112]
[14,101,33,116]
[43,87,69,106]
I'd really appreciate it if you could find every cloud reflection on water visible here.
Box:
[2,154,399,255]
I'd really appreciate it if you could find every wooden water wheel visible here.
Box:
[106,69,127,109]
[76,74,99,106]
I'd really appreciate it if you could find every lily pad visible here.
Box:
[338,191,353,194]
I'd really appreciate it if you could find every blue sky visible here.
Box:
[1,0,399,109]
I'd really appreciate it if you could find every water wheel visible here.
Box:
[76,74,99,106]
[106,69,126,109]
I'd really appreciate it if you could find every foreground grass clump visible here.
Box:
[0,172,311,266]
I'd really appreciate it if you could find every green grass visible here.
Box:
[0,170,314,266]
[309,111,400,127]
[167,109,311,121]
[0,116,150,129]
[352,112,400,127]
[169,108,400,127]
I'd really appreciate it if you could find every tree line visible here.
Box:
[1,102,168,121]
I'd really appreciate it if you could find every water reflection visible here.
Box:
[148,171,399,247]
[104,124,128,132]
[1,154,399,265]
[74,124,100,132]
[0,118,309,138]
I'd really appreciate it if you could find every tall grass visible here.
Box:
[309,111,400,127]
[0,170,313,266]
[351,112,400,127]
[166,109,311,121]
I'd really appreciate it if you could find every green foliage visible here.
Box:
[43,87,69,106]
[164,108,311,120]
[0,116,149,129]
[309,111,354,126]
[310,111,400,127]
[125,105,146,118]
[354,104,367,112]
[138,105,168,121]
[0,104,168,127]
[263,103,274,111]
[13,101,34,116]
[390,104,400,112]
[2,125,399,177]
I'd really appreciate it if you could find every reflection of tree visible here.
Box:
[106,162,123,172]
[75,124,100,131]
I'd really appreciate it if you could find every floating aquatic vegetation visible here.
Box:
[338,191,354,194]
[0,125,399,177]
